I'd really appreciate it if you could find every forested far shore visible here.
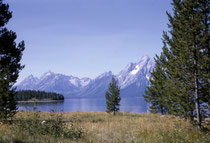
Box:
[15,90,64,101]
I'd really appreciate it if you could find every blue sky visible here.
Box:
[7,0,172,82]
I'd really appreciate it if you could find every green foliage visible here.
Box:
[144,0,209,129]
[144,54,169,114]
[15,90,64,101]
[14,111,84,139]
[0,67,17,120]
[105,77,121,115]
[0,0,25,121]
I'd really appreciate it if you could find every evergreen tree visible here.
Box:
[15,90,64,101]
[0,0,25,120]
[198,0,210,117]
[105,77,121,115]
[144,53,169,114]
[144,0,209,130]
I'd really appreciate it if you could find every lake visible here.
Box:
[18,97,149,113]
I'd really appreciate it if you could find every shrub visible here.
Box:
[14,111,84,139]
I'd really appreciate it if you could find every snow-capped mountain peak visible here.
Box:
[97,71,112,79]
[16,56,155,97]
[117,56,155,89]
[24,74,38,82]
[16,74,38,90]
[140,55,149,62]
[40,71,54,79]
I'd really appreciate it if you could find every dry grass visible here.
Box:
[0,111,209,143]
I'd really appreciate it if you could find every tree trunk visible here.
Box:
[194,50,201,131]
[160,104,164,115]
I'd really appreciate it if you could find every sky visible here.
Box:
[6,0,172,82]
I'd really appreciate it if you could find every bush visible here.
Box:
[14,111,84,139]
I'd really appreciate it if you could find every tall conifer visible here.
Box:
[144,0,209,130]
[0,0,25,120]
[144,53,169,114]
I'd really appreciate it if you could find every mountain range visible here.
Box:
[16,56,155,98]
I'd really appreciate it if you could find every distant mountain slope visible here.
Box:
[117,56,154,97]
[16,71,91,96]
[16,75,39,90]
[76,71,113,98]
[16,56,155,98]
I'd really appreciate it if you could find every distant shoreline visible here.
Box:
[17,100,64,103]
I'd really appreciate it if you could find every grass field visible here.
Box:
[0,111,209,143]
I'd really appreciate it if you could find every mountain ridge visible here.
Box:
[16,56,155,98]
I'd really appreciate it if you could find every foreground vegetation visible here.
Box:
[0,111,209,143]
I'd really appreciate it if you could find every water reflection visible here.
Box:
[18,97,148,113]
[18,101,64,112]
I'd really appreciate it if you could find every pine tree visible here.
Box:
[144,53,169,114]
[0,0,25,120]
[144,0,209,130]
[164,0,209,130]
[198,0,210,117]
[105,77,121,115]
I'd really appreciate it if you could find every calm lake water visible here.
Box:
[18,97,149,113]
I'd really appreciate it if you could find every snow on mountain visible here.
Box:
[76,71,113,98]
[116,56,155,97]
[35,72,81,95]
[16,74,38,90]
[80,78,91,87]
[16,71,91,95]
[16,56,155,98]
[117,56,154,88]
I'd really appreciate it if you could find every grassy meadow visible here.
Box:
[0,111,209,143]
